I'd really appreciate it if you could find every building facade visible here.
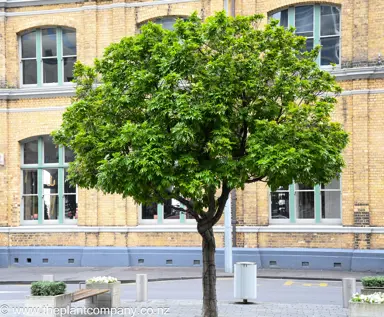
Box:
[0,0,384,270]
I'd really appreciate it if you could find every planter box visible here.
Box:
[25,293,71,317]
[362,288,384,295]
[85,282,121,308]
[349,302,384,317]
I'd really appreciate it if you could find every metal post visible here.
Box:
[342,278,356,308]
[224,195,233,273]
[136,274,148,302]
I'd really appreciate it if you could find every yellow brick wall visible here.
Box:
[0,0,384,250]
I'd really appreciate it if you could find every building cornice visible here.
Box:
[1,67,384,102]
[331,66,384,81]
[0,85,75,100]
[1,225,384,234]
[0,0,199,16]
[0,0,83,8]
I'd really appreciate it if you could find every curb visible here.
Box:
[0,275,362,285]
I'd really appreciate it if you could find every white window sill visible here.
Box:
[0,84,75,99]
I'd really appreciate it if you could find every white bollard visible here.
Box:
[136,274,148,302]
[42,275,55,282]
[342,278,356,308]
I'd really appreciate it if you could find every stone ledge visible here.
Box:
[1,225,384,233]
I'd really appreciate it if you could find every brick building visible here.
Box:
[0,0,383,270]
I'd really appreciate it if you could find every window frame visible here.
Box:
[269,178,342,225]
[269,4,341,68]
[19,27,77,88]
[139,201,195,225]
[20,136,77,225]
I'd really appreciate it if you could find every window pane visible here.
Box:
[296,183,314,190]
[155,17,177,30]
[321,6,340,36]
[295,6,314,37]
[23,170,38,194]
[62,28,77,56]
[321,37,340,65]
[64,57,76,82]
[64,195,77,220]
[305,38,314,52]
[44,195,58,220]
[23,196,39,220]
[164,199,180,220]
[43,135,58,163]
[43,59,58,83]
[24,140,39,164]
[64,170,76,193]
[43,169,58,194]
[321,191,341,218]
[21,31,36,58]
[65,148,75,163]
[142,203,158,220]
[271,192,290,219]
[42,28,57,57]
[321,178,340,190]
[271,9,288,28]
[296,191,314,219]
[22,60,37,85]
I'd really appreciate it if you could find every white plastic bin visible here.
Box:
[234,262,257,303]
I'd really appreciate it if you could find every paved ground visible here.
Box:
[0,278,363,305]
[1,300,349,317]
[0,266,375,284]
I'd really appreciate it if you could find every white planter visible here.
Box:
[349,302,384,317]
[25,293,72,317]
[85,281,121,308]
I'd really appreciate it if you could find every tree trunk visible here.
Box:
[201,227,218,317]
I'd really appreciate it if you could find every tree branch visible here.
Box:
[212,180,231,226]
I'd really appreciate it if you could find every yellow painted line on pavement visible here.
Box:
[303,283,312,287]
[284,280,294,286]
[319,283,328,287]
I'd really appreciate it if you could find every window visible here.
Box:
[21,136,77,224]
[140,16,187,32]
[140,199,194,224]
[20,27,77,86]
[270,178,341,224]
[270,5,340,66]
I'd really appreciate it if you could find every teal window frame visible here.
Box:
[269,178,342,224]
[269,4,341,67]
[21,136,77,225]
[140,200,194,225]
[20,27,77,87]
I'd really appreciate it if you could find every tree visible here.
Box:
[53,12,348,317]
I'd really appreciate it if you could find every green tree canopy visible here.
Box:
[53,12,348,317]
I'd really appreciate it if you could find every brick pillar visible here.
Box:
[352,80,370,228]
[0,100,8,226]
[80,1,97,65]
[113,0,126,43]
[352,0,369,64]
[0,8,6,87]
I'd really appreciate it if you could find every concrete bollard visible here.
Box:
[42,275,55,282]
[342,278,356,308]
[136,274,148,302]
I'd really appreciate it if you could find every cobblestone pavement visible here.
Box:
[2,300,349,317]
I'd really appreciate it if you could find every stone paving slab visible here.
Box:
[1,300,349,317]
